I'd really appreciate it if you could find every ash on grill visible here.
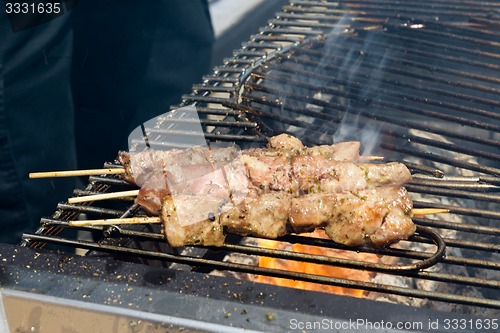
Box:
[22,0,500,318]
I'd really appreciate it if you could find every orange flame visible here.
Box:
[255,230,379,297]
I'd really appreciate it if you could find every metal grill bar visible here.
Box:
[239,86,500,174]
[284,1,500,23]
[290,0,500,13]
[285,46,500,106]
[243,72,500,144]
[248,64,498,119]
[253,60,499,123]
[282,5,491,21]
[406,185,500,203]
[381,143,500,176]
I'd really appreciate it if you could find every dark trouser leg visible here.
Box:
[0,10,77,244]
[71,0,214,169]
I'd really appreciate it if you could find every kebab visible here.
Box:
[114,133,368,188]
[70,185,416,247]
[32,134,409,211]
[120,137,417,247]
[29,134,357,197]
[30,134,447,247]
[119,134,412,215]
[159,186,415,247]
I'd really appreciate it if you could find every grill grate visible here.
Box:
[23,0,499,315]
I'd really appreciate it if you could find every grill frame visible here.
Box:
[1,243,482,333]
[21,0,500,316]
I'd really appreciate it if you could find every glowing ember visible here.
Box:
[255,230,380,297]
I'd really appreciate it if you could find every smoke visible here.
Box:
[323,17,396,156]
[264,13,398,156]
[332,112,383,157]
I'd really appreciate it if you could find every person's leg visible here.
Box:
[0,8,76,243]
[71,0,214,170]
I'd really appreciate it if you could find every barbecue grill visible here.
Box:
[2,0,499,331]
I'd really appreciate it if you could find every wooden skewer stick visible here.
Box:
[69,216,161,227]
[29,153,384,180]
[29,168,125,179]
[69,208,450,227]
[68,190,140,204]
[412,208,450,216]
[359,156,384,161]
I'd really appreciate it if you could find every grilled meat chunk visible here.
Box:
[161,192,291,247]
[305,141,361,161]
[118,149,159,186]
[138,157,249,216]
[137,187,168,216]
[118,146,239,187]
[161,195,226,247]
[292,155,412,193]
[137,165,229,216]
[136,168,170,215]
[267,133,304,155]
[267,133,361,161]
[240,149,298,194]
[220,192,291,239]
[289,187,415,246]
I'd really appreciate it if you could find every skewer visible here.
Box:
[68,190,140,204]
[412,208,450,216]
[29,154,383,180]
[69,216,161,227]
[359,156,384,161]
[70,208,449,227]
[29,152,384,179]
[29,168,125,179]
